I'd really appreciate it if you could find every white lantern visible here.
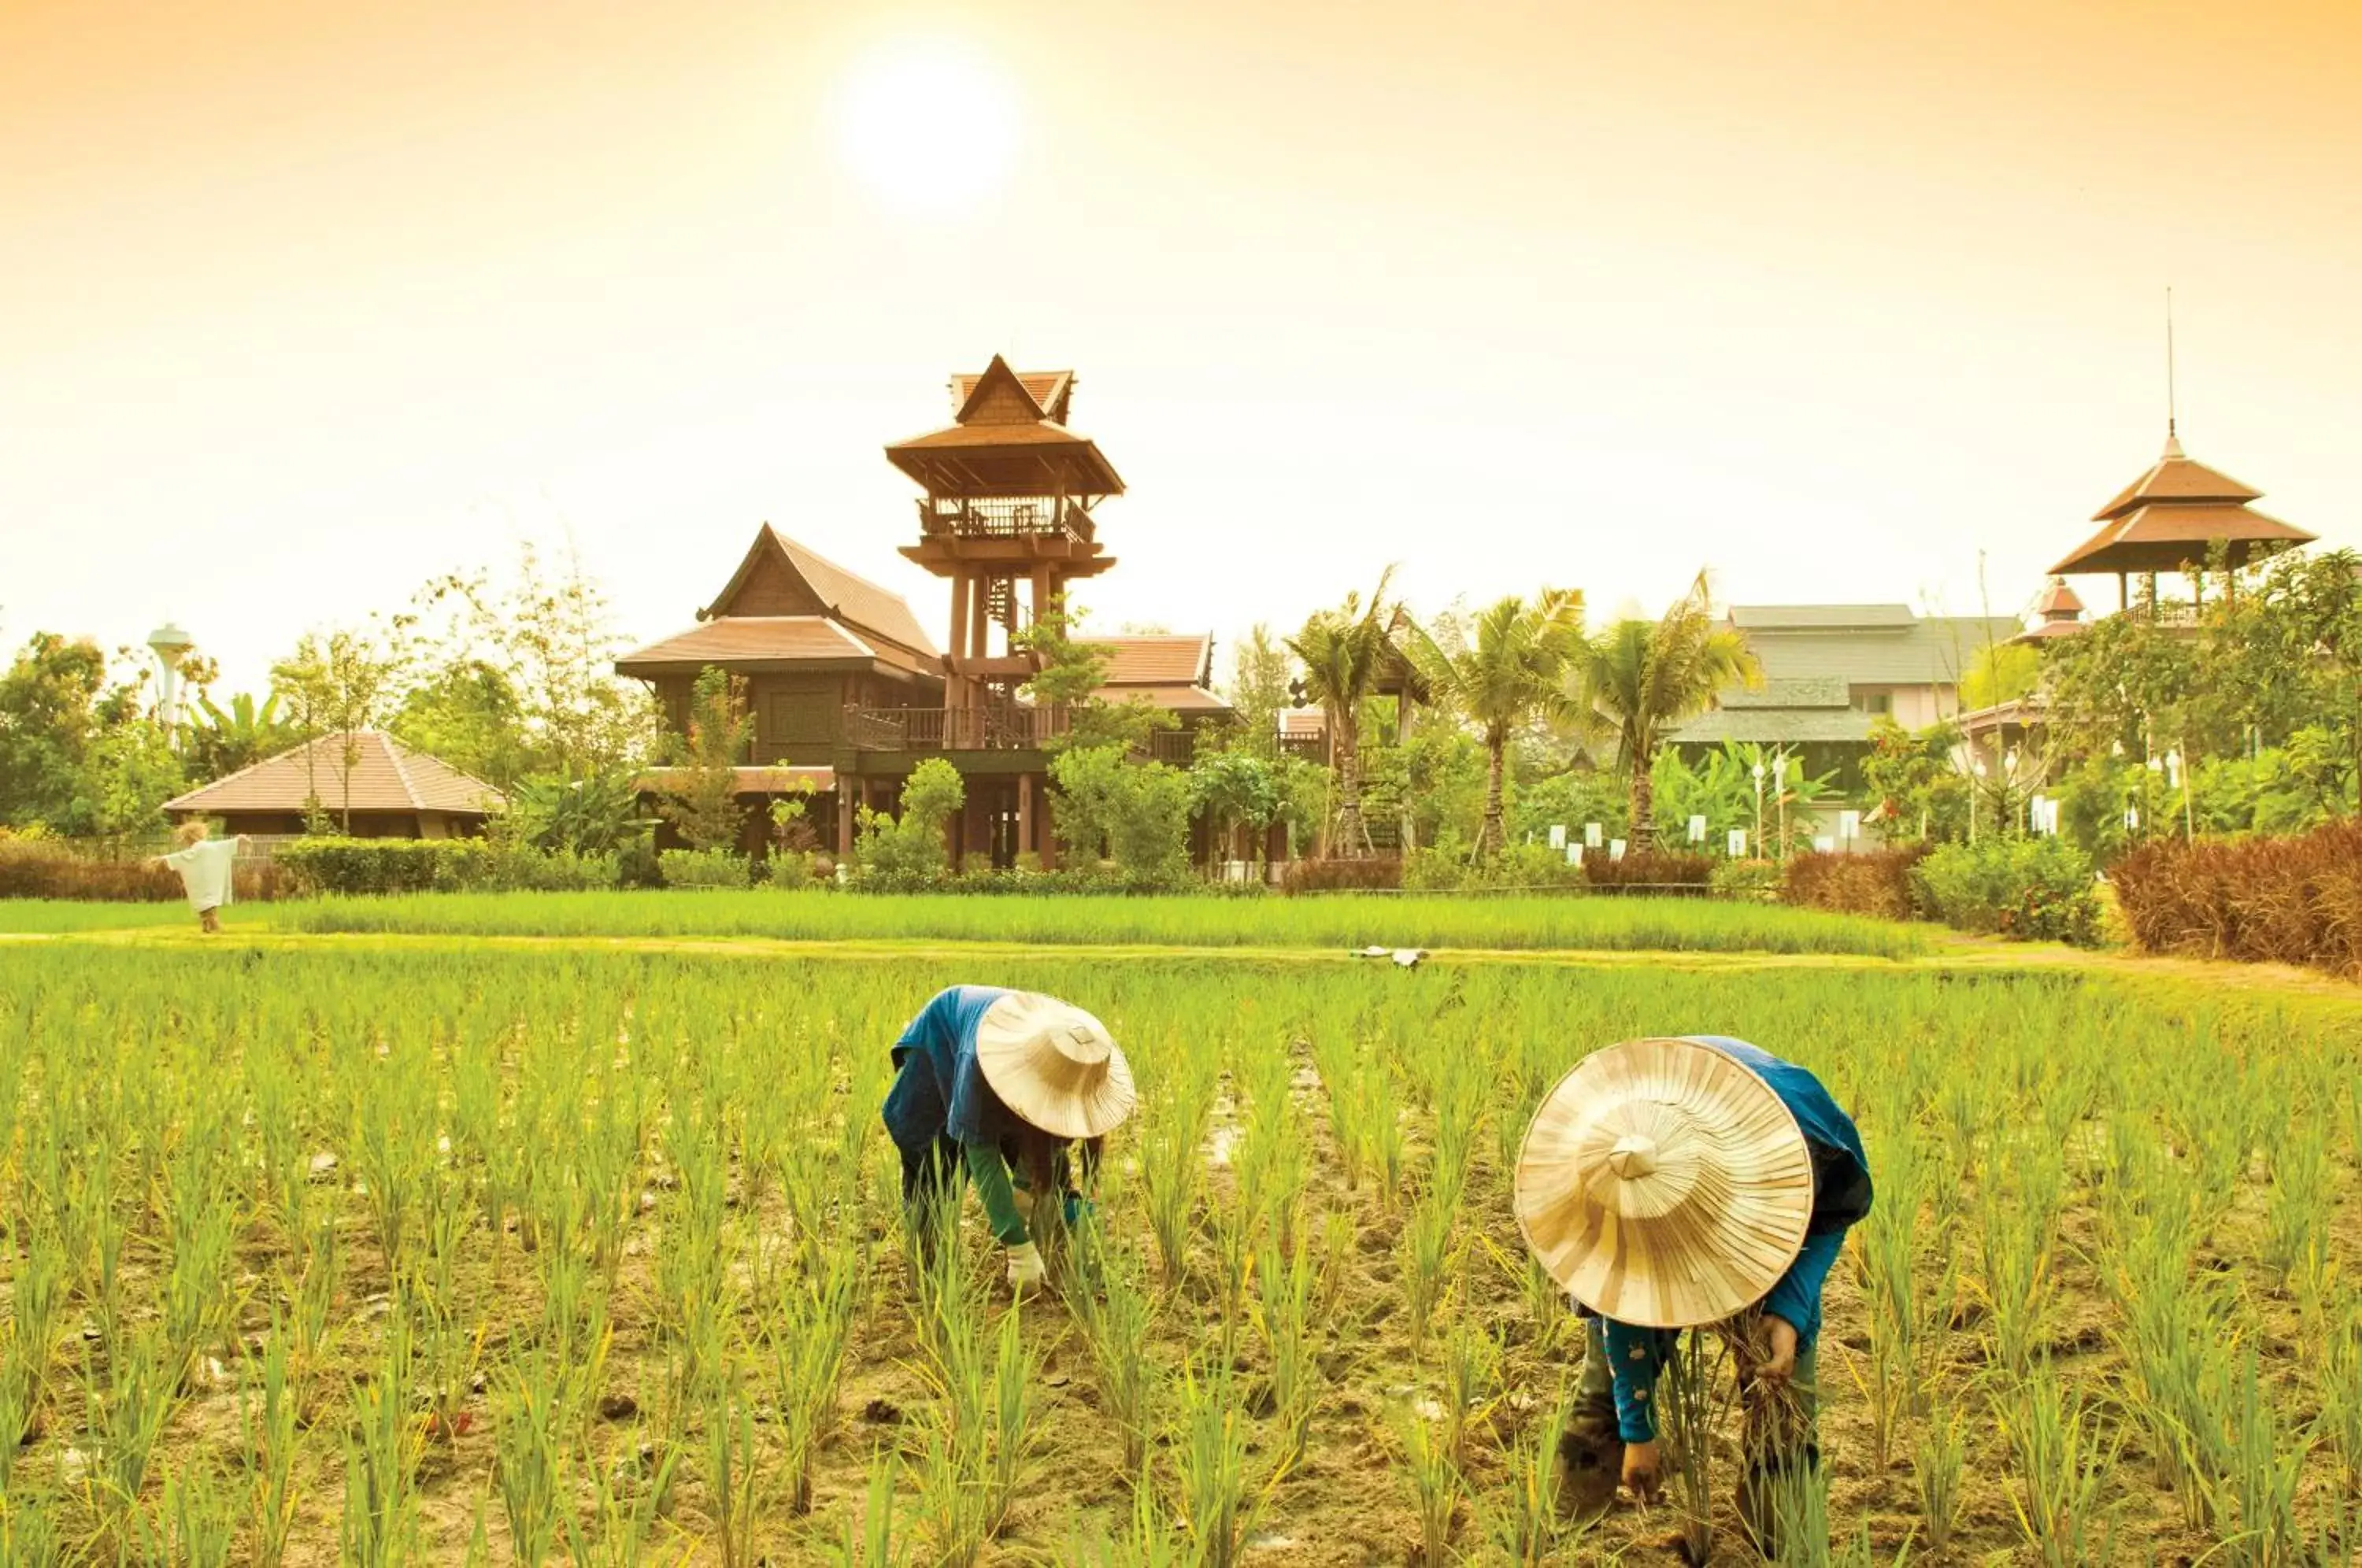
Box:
[1727,828,1749,857]
[1838,809,1861,841]
[1584,823,1603,849]
[1686,814,1706,843]
[1609,838,1627,863]
[1548,823,1567,849]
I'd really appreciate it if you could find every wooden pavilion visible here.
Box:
[616,360,1235,868]
[165,732,502,839]
[2050,427,2316,609]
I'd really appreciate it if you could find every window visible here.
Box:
[1854,690,1892,716]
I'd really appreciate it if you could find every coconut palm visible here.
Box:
[1569,571,1760,845]
[1286,568,1400,857]
[1406,589,1586,856]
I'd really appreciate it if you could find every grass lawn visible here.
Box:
[0,898,228,934]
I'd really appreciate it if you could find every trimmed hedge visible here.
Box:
[1583,849,1713,893]
[0,839,282,903]
[2110,819,2362,976]
[1783,846,1928,922]
[276,838,617,897]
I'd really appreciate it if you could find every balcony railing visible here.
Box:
[845,705,1201,765]
[916,497,1095,545]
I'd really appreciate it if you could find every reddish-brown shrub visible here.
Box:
[0,841,281,903]
[1782,845,1930,922]
[1583,849,1713,893]
[1282,856,1404,894]
[2109,820,2362,976]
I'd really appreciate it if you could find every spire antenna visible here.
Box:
[2165,285,2178,439]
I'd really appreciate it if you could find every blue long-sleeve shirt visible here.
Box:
[881,986,1037,1245]
[1594,1035,1871,1443]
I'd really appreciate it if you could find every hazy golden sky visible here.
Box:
[5,1,2357,693]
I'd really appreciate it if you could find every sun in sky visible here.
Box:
[833,39,1020,217]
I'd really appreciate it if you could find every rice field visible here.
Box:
[0,900,221,935]
[265,888,1930,958]
[1,934,2357,1566]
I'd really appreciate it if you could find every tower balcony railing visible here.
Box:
[843,704,1201,765]
[916,497,1095,545]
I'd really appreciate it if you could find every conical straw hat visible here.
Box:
[1513,1037,1813,1329]
[974,993,1136,1141]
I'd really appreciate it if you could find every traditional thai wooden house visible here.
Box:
[617,360,1236,867]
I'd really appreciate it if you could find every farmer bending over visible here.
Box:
[146,820,248,934]
[1514,1034,1871,1557]
[883,986,1134,1292]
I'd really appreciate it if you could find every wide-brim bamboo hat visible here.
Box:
[1513,1037,1813,1329]
[975,993,1136,1141]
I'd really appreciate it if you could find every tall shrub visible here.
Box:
[2110,819,2362,975]
[1911,838,2100,946]
[855,758,964,887]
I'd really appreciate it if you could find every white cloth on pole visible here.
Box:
[162,839,238,912]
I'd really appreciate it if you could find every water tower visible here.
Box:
[146,623,194,735]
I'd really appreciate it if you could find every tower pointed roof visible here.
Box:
[2050,428,2313,576]
[886,354,1123,499]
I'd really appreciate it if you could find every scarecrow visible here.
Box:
[882,986,1135,1291]
[146,820,248,934]
[1513,1034,1871,1555]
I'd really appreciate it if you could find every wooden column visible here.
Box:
[946,573,971,708]
[1036,775,1058,871]
[1017,771,1035,866]
[835,784,853,859]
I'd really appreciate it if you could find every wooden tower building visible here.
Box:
[884,356,1124,738]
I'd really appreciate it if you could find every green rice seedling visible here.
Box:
[2104,1215,2234,1529]
[1479,1378,1575,1566]
[1317,1205,1357,1322]
[986,1304,1042,1534]
[1659,1329,1731,1567]
[765,1244,860,1514]
[1910,1412,1964,1554]
[1366,1057,1408,1203]
[2326,1314,2362,1495]
[1394,1403,1465,1568]
[1253,1208,1318,1465]
[0,1230,64,1463]
[163,1466,237,1568]
[2260,1115,2331,1288]
[0,1492,62,1567]
[83,1322,180,1525]
[242,1312,305,1568]
[1856,1203,1919,1467]
[1973,1174,2052,1381]
[1399,1186,1454,1355]
[1068,1463,1186,1568]
[1170,1359,1286,1568]
[702,1374,764,1568]
[492,1348,579,1567]
[1072,1238,1160,1473]
[1206,1183,1260,1360]
[1440,1317,1498,1469]
[826,1447,907,1568]
[564,1436,685,1568]
[1995,1365,2118,1568]
[2226,1347,2309,1567]
[1139,1072,1210,1288]
[342,1312,424,1568]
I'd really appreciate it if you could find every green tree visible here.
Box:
[1860,718,1969,843]
[855,757,964,883]
[1016,607,1175,754]
[76,718,185,849]
[1189,749,1280,867]
[1568,572,1760,845]
[1049,746,1193,880]
[1284,568,1400,857]
[655,666,751,852]
[1223,623,1295,762]
[1406,589,1584,856]
[387,659,531,790]
[0,632,110,830]
[1960,642,2040,710]
[271,624,405,834]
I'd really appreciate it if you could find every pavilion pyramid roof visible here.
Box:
[886,355,1124,497]
[166,732,502,817]
[2053,428,2315,576]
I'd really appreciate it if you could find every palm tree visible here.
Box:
[1286,567,1399,857]
[1407,589,1586,856]
[1569,571,1760,845]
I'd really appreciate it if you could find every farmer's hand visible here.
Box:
[1620,1439,1662,1503]
[1758,1315,1800,1385]
[1005,1241,1047,1292]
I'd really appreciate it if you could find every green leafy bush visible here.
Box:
[2109,819,2362,976]
[1911,838,2101,945]
[1709,859,1782,899]
[277,838,483,896]
[1782,847,1928,921]
[1050,747,1194,882]
[657,848,750,889]
[853,758,964,889]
